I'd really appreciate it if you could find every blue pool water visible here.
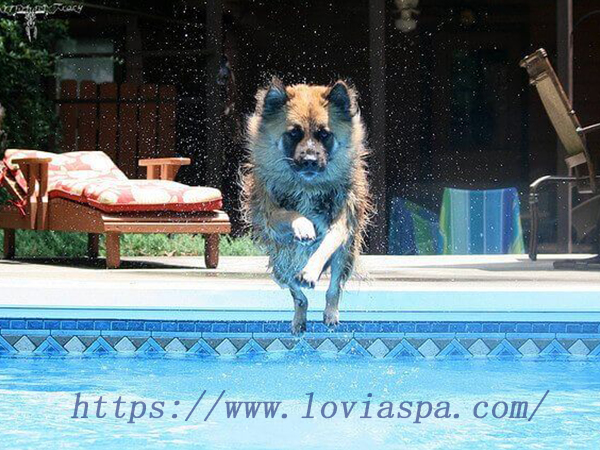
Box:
[1,355,599,449]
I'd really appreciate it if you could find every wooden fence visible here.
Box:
[57,80,177,179]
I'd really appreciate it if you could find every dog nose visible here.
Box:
[301,153,319,170]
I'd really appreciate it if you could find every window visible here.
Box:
[56,38,115,90]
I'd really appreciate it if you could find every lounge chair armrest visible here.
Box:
[577,123,600,136]
[11,156,53,165]
[11,157,52,190]
[9,156,51,230]
[139,157,191,167]
[139,158,191,181]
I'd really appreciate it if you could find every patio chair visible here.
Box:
[0,149,231,269]
[520,48,600,264]
[439,187,525,255]
[388,197,441,255]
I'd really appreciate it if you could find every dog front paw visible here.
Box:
[296,265,320,289]
[323,308,339,328]
[291,216,316,244]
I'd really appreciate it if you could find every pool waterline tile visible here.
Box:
[51,329,101,337]
[151,331,204,339]
[1,317,599,359]
[2,328,50,336]
[101,330,152,338]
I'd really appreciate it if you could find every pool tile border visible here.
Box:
[1,319,600,359]
[3,319,600,334]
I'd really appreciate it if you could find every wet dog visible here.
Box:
[241,79,372,334]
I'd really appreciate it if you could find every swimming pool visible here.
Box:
[2,355,599,450]
[2,265,600,449]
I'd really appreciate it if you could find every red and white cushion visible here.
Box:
[2,150,222,213]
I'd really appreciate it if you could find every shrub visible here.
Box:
[0,0,66,152]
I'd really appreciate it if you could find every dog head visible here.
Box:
[249,79,361,184]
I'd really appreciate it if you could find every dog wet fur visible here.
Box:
[241,79,372,335]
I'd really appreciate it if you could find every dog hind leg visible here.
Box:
[323,250,350,328]
[290,283,308,335]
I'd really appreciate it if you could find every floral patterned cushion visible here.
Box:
[2,150,222,213]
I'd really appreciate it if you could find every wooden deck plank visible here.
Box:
[58,80,78,153]
[78,81,98,151]
[138,84,159,172]
[158,85,177,159]
[119,84,140,178]
[98,83,119,162]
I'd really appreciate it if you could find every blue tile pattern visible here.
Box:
[35,336,67,356]
[0,318,599,358]
[386,339,421,358]
[0,335,16,354]
[85,337,115,355]
[488,339,522,358]
[137,338,165,354]
[438,339,472,358]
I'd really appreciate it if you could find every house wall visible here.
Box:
[61,0,600,250]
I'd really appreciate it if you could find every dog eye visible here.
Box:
[287,128,303,140]
[316,129,331,141]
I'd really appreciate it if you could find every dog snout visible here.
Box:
[299,153,319,170]
[291,139,327,178]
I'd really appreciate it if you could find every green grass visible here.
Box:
[0,229,264,258]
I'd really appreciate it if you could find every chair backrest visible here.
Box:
[388,197,441,255]
[439,187,525,255]
[0,106,27,204]
[1,149,128,208]
[520,48,596,193]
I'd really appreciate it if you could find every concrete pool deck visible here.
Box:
[2,253,600,284]
[2,254,600,358]
[1,254,599,322]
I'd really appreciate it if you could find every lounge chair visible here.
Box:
[0,149,231,268]
[520,48,600,265]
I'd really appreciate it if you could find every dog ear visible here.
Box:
[259,77,288,118]
[326,80,357,122]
